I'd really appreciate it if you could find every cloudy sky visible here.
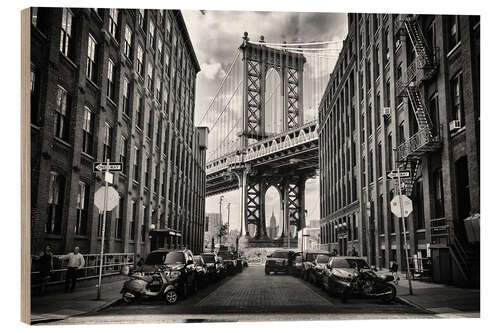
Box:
[182,10,348,232]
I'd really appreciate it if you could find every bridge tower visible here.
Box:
[233,33,309,248]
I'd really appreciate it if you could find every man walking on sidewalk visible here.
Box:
[57,247,85,293]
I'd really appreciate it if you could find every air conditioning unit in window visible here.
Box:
[449,120,462,131]
[383,107,391,118]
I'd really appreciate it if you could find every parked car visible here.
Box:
[201,252,224,281]
[218,251,238,275]
[161,249,198,297]
[309,254,331,286]
[300,251,330,281]
[265,250,294,275]
[240,256,249,267]
[141,248,171,273]
[193,255,208,288]
[291,252,303,277]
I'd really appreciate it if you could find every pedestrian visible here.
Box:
[57,246,85,293]
[135,253,144,271]
[349,246,358,257]
[36,245,53,296]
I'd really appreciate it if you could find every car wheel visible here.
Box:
[122,292,136,304]
[165,289,178,305]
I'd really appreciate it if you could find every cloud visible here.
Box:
[201,62,227,80]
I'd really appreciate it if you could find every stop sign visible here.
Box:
[94,186,120,212]
[390,195,413,218]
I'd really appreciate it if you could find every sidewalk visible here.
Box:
[379,270,480,318]
[30,278,126,324]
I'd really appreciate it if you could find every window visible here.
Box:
[82,107,94,155]
[157,38,163,64]
[86,34,98,83]
[148,20,155,48]
[47,171,65,234]
[375,93,381,127]
[433,169,445,218]
[124,24,132,59]
[130,200,137,240]
[366,59,371,91]
[103,123,113,161]
[122,78,131,117]
[388,189,395,233]
[136,95,144,129]
[154,163,159,193]
[165,14,171,39]
[385,79,391,107]
[367,105,372,136]
[138,9,145,30]
[415,178,425,230]
[108,9,118,39]
[429,93,440,136]
[368,149,374,183]
[137,45,144,75]
[115,197,124,239]
[75,181,89,236]
[133,146,140,182]
[377,142,382,178]
[147,110,154,138]
[361,157,366,187]
[353,215,358,240]
[384,28,390,63]
[144,153,150,188]
[107,59,116,101]
[119,136,128,172]
[155,75,162,101]
[447,15,460,50]
[54,86,70,141]
[141,204,147,242]
[59,8,73,57]
[374,45,380,79]
[378,194,384,234]
[398,121,405,145]
[146,62,153,91]
[451,73,463,123]
[387,133,393,170]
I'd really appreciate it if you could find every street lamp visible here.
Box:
[219,195,224,245]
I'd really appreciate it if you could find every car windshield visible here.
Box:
[145,251,168,265]
[316,255,330,263]
[201,254,215,263]
[271,251,289,258]
[194,257,203,265]
[305,253,325,261]
[164,252,185,264]
[332,258,369,269]
[219,252,233,260]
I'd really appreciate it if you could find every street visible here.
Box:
[51,265,433,324]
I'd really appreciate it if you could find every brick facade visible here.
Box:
[30,8,207,256]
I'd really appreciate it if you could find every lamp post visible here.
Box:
[219,195,224,245]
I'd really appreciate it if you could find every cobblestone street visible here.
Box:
[52,266,433,324]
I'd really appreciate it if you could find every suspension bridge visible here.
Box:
[198,33,341,247]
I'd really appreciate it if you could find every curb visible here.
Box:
[87,297,122,314]
[396,295,434,314]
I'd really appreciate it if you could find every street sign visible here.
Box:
[387,169,411,179]
[93,162,122,172]
[94,186,120,212]
[390,195,413,218]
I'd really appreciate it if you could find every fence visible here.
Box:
[31,253,135,287]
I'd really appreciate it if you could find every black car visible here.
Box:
[201,253,224,281]
[309,254,331,286]
[162,249,198,297]
[142,248,170,273]
[218,251,238,275]
[265,250,294,275]
[194,255,208,287]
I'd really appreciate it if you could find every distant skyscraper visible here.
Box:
[268,210,277,239]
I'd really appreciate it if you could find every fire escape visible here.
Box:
[395,15,441,197]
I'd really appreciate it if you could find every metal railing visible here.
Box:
[31,253,135,286]
[397,126,440,161]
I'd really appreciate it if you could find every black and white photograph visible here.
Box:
[15,0,486,328]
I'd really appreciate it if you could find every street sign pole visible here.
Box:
[97,159,110,300]
[397,165,413,295]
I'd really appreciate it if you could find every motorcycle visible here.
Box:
[120,265,179,305]
[340,266,397,303]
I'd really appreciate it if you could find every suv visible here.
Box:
[194,255,208,288]
[142,248,170,273]
[162,249,198,297]
[218,251,238,275]
[265,250,294,275]
[201,252,224,281]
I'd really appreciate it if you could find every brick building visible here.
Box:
[318,14,479,287]
[30,8,207,256]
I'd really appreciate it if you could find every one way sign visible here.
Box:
[93,162,123,172]
[387,169,411,179]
